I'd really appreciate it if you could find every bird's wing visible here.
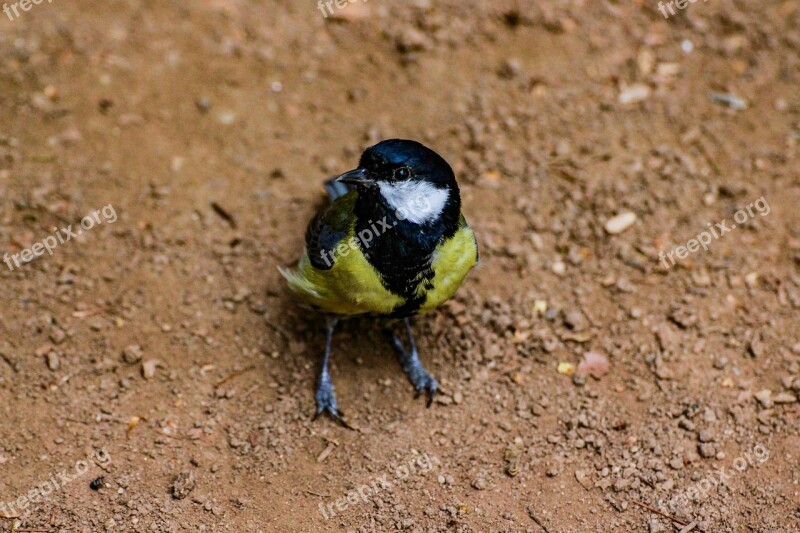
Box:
[281,188,404,315]
[304,190,358,270]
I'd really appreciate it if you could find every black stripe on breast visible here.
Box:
[353,186,461,316]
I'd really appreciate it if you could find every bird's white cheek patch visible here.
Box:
[378,181,449,225]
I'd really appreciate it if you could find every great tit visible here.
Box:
[280,139,478,425]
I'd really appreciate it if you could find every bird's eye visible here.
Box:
[393,167,411,180]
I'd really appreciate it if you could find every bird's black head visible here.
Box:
[335,139,460,226]
[358,139,457,190]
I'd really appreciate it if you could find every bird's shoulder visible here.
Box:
[419,214,478,313]
[433,214,478,269]
[305,190,358,270]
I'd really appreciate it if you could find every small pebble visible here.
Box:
[122,344,143,364]
[498,59,522,79]
[698,443,716,458]
[471,478,487,490]
[195,97,211,113]
[142,360,158,380]
[754,389,773,408]
[649,518,666,533]
[604,212,637,234]
[710,92,748,110]
[773,392,797,404]
[49,327,66,345]
[171,471,196,500]
[217,111,236,125]
[46,352,60,371]
[698,429,715,443]
[618,84,650,105]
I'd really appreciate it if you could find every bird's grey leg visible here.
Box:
[388,318,439,407]
[314,317,351,427]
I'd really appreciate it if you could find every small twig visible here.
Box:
[211,202,237,229]
[639,476,656,490]
[263,321,290,343]
[0,352,19,373]
[72,307,107,319]
[240,384,260,400]
[527,507,551,533]
[466,426,490,446]
[215,366,255,388]
[316,441,337,463]
[631,500,689,527]
[495,362,521,380]
[158,431,189,441]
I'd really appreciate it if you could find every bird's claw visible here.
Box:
[313,404,354,429]
[314,377,354,429]
[413,374,439,407]
[313,403,355,430]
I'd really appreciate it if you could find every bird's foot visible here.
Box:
[411,370,439,407]
[385,329,439,407]
[313,373,353,429]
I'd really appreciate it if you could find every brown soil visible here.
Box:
[1,1,799,532]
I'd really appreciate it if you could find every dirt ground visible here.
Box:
[1,0,799,531]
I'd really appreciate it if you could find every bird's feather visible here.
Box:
[304,191,357,270]
[281,191,477,317]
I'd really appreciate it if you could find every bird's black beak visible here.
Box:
[333,168,374,187]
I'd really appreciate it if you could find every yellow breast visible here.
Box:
[418,225,478,313]
[280,221,478,316]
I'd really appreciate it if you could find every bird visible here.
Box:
[280,139,478,425]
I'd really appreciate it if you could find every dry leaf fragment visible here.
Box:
[127,415,146,439]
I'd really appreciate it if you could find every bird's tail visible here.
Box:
[323,178,354,202]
